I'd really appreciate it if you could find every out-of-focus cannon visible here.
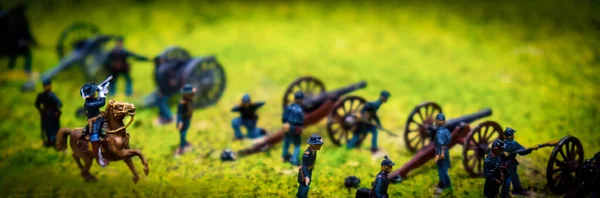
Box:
[41,35,113,82]
[388,102,505,181]
[141,46,226,109]
[234,76,367,157]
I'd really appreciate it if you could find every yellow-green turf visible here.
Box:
[0,0,599,197]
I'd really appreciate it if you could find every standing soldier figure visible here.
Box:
[371,156,395,198]
[484,139,506,198]
[282,91,305,165]
[231,94,266,140]
[105,36,148,96]
[501,127,533,197]
[434,113,452,194]
[176,84,195,155]
[80,81,110,167]
[35,79,62,147]
[347,90,390,153]
[297,134,324,198]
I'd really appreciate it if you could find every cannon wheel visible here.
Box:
[56,22,100,59]
[282,76,326,110]
[404,101,442,153]
[185,57,226,109]
[546,135,584,195]
[462,121,504,177]
[157,46,192,62]
[326,96,368,146]
[154,47,193,96]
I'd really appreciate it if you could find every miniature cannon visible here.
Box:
[232,76,367,157]
[141,46,226,109]
[388,102,505,181]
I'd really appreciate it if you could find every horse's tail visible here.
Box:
[56,128,72,151]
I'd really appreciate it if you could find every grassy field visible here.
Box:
[1,0,599,197]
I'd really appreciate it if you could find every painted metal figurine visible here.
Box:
[176,84,195,155]
[434,113,452,194]
[105,36,148,96]
[484,139,506,198]
[1,4,35,75]
[297,133,324,198]
[231,94,266,140]
[501,127,533,197]
[79,75,112,167]
[282,91,305,165]
[35,79,62,147]
[372,156,394,198]
[347,90,390,152]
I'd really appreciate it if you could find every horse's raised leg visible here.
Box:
[115,145,150,176]
[123,149,149,176]
[72,154,84,170]
[123,158,140,184]
[81,156,97,182]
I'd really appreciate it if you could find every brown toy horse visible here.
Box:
[56,100,149,183]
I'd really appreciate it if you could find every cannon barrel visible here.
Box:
[443,108,492,130]
[303,81,367,109]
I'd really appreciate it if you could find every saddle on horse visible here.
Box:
[77,122,109,152]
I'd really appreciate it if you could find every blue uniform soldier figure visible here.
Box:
[371,156,395,198]
[501,127,533,197]
[282,91,305,165]
[35,79,62,147]
[80,81,109,167]
[297,134,324,198]
[176,84,195,155]
[106,36,148,96]
[434,113,452,194]
[231,94,266,140]
[484,139,506,198]
[347,90,390,153]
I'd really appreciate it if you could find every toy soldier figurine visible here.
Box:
[282,91,305,165]
[484,139,506,198]
[176,84,195,155]
[371,156,395,198]
[347,90,390,153]
[501,127,533,197]
[231,94,266,140]
[79,78,111,167]
[106,36,148,96]
[297,134,324,198]
[3,4,35,75]
[35,79,62,147]
[434,113,452,194]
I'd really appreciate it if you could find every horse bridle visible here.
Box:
[104,101,135,134]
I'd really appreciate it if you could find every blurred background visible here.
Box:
[0,0,599,197]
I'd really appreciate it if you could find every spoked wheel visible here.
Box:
[183,56,226,109]
[404,102,443,153]
[326,96,367,146]
[154,46,193,96]
[282,76,326,112]
[462,121,504,177]
[546,135,584,195]
[56,22,100,59]
[157,46,192,63]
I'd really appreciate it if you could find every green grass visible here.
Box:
[1,0,599,197]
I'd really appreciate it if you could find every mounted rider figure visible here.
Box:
[79,75,112,167]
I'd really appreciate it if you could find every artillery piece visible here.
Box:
[141,46,226,109]
[388,102,505,181]
[18,22,109,91]
[228,76,367,158]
